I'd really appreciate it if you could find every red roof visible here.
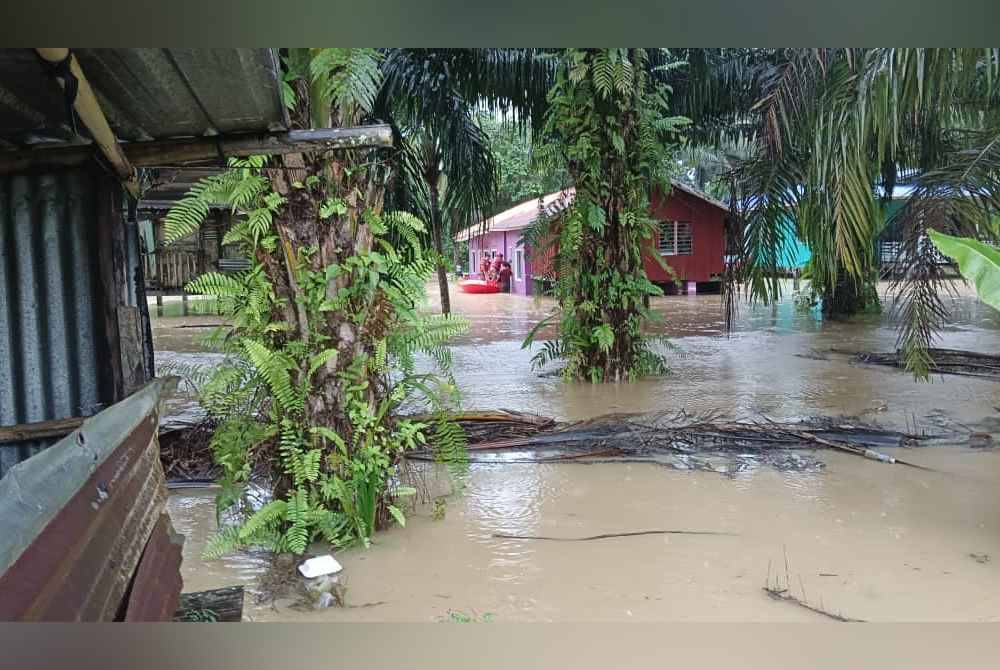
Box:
[455,181,727,242]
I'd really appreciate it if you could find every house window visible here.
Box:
[658,221,692,256]
[514,248,524,281]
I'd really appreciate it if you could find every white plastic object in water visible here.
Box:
[298,554,343,578]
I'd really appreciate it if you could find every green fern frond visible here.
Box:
[185,272,245,298]
[202,525,244,560]
[242,340,297,414]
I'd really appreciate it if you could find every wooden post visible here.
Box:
[95,174,126,402]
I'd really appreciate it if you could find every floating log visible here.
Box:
[174,587,245,622]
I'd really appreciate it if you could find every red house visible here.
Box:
[457,180,730,295]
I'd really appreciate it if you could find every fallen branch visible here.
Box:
[764,547,865,622]
[492,529,735,541]
[844,347,1000,381]
[762,586,865,623]
[787,427,938,472]
[404,409,941,475]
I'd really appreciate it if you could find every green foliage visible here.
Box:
[929,231,1000,311]
[524,49,687,382]
[700,48,1000,374]
[166,151,468,558]
[431,497,447,521]
[441,609,495,623]
[174,608,219,623]
[476,112,571,215]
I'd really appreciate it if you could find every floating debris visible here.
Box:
[408,409,936,475]
[849,348,1000,381]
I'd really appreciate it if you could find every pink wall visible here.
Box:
[466,229,533,295]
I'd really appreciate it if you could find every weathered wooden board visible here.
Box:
[174,587,246,622]
[117,305,145,397]
[0,378,183,621]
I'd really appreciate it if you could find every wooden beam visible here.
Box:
[0,416,86,442]
[0,126,394,175]
[36,48,140,198]
[127,126,394,166]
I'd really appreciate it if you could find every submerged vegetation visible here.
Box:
[156,47,1000,562]
[164,49,469,556]
[687,49,1000,376]
[524,49,688,382]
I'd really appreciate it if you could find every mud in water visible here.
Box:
[160,281,1000,621]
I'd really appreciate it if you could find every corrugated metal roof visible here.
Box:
[455,189,574,242]
[0,49,286,149]
[0,169,115,478]
[456,180,730,242]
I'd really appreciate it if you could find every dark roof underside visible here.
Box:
[0,48,287,149]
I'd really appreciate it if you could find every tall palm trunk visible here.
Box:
[425,164,451,314]
[258,73,386,492]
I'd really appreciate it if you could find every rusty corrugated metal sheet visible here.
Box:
[124,513,184,621]
[0,170,116,477]
[0,379,181,621]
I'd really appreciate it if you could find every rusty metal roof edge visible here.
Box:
[0,377,172,576]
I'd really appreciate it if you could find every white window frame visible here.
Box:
[514,248,524,281]
[658,221,693,256]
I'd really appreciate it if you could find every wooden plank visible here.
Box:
[0,416,86,442]
[174,587,245,622]
[117,305,145,397]
[95,175,125,402]
[0,380,176,621]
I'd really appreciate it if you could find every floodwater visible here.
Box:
[161,281,1000,621]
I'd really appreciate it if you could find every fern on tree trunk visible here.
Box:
[162,48,470,558]
[527,49,688,382]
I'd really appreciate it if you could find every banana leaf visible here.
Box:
[928,230,1000,312]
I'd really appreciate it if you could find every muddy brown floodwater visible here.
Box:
[163,281,1000,621]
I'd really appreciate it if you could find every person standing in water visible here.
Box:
[498,261,513,293]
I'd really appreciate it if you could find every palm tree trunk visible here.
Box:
[425,169,451,315]
[264,149,378,453]
[821,268,873,319]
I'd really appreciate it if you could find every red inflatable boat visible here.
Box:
[458,279,500,294]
